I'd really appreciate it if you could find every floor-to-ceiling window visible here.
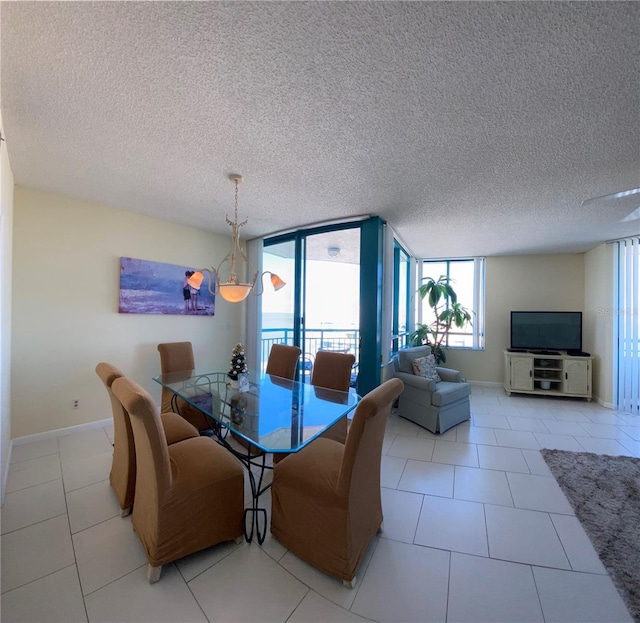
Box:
[261,228,360,378]
[261,239,296,367]
[260,217,385,394]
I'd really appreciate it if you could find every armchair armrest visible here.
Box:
[393,371,437,392]
[435,367,463,383]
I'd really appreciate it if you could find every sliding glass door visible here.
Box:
[261,224,362,387]
[260,217,385,394]
[302,229,360,381]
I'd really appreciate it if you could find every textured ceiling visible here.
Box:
[1,1,639,258]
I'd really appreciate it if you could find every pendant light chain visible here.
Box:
[234,176,239,223]
[227,175,247,283]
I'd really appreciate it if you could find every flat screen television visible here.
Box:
[510,311,582,352]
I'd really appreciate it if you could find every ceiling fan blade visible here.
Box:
[581,187,640,207]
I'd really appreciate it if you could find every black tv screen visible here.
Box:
[510,311,582,352]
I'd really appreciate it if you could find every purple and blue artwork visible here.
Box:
[119,257,215,316]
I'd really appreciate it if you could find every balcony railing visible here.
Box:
[261,327,360,380]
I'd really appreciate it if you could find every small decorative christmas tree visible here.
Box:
[227,343,247,381]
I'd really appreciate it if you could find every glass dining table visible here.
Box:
[153,370,360,544]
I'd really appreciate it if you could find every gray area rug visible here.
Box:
[541,449,640,622]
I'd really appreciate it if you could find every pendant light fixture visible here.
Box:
[187,174,286,302]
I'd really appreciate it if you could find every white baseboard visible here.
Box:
[595,397,615,409]
[467,380,503,388]
[11,418,112,447]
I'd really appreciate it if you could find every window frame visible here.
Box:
[392,241,412,353]
[417,257,485,350]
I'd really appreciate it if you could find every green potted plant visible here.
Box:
[409,275,473,364]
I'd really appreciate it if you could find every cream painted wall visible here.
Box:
[443,254,585,383]
[584,243,614,405]
[1,112,15,499]
[12,187,245,438]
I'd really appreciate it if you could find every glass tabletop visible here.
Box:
[153,370,360,454]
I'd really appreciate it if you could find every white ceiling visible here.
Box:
[1,1,639,259]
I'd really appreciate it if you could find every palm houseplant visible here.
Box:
[409,275,473,364]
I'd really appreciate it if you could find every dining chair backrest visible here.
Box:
[95,362,135,512]
[337,378,403,496]
[266,344,301,380]
[311,351,356,392]
[309,350,357,445]
[111,377,172,509]
[157,342,196,412]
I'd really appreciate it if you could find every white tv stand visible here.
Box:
[504,350,592,400]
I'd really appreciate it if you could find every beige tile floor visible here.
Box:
[2,385,638,622]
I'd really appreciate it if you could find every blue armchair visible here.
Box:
[392,346,471,434]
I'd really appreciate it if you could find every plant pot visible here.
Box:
[238,373,249,392]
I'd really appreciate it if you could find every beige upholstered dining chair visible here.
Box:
[157,341,211,431]
[111,376,245,583]
[95,362,200,517]
[270,378,404,587]
[265,343,301,379]
[312,350,356,443]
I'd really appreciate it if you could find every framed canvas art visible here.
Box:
[119,257,215,316]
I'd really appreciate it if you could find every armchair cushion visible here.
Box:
[432,381,472,407]
[393,370,437,392]
[397,346,432,374]
[435,367,463,383]
[412,355,441,382]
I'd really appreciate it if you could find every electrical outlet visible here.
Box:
[73,399,79,409]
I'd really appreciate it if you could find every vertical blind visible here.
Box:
[616,237,640,413]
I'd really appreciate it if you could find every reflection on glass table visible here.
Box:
[153,370,360,543]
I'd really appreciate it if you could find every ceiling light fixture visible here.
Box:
[187,174,286,303]
[327,247,340,258]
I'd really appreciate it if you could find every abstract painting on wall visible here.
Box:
[119,257,215,316]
